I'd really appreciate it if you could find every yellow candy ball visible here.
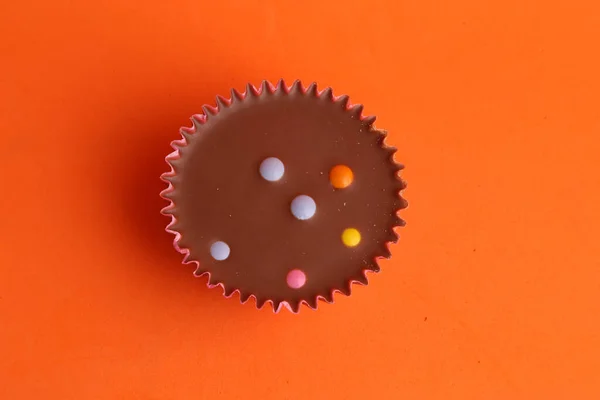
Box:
[341,228,361,247]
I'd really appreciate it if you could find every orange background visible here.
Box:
[1,0,599,398]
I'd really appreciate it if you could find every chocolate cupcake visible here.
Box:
[161,80,407,312]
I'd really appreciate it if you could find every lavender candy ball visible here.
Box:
[259,157,285,182]
[291,195,316,220]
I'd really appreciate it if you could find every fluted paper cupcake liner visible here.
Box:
[160,80,407,313]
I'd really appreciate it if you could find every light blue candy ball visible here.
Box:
[210,241,230,261]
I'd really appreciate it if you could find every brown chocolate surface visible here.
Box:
[163,81,406,312]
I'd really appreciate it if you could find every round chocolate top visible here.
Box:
[163,81,406,312]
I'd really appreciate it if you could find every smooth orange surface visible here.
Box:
[330,165,354,189]
[1,1,600,399]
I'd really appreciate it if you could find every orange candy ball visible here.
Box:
[329,165,354,189]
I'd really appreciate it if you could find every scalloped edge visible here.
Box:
[160,79,407,313]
